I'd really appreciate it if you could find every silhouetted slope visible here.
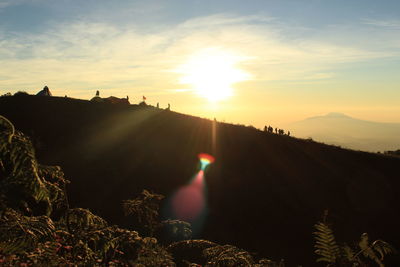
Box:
[1,95,400,266]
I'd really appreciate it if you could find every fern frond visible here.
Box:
[0,209,55,254]
[342,243,356,262]
[203,244,255,266]
[0,129,51,214]
[134,236,175,266]
[122,190,164,217]
[358,233,391,267]
[371,240,397,260]
[122,190,164,235]
[60,208,108,231]
[0,115,15,143]
[10,134,49,201]
[372,240,396,260]
[313,222,340,264]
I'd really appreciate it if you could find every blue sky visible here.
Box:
[2,0,399,30]
[1,0,399,126]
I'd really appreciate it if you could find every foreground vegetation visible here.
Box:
[0,115,396,266]
[0,115,284,266]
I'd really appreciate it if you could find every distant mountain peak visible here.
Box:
[305,112,352,121]
[324,112,350,118]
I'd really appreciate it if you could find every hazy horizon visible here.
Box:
[1,0,400,128]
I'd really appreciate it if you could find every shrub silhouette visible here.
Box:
[13,91,29,96]
[1,115,286,266]
[158,219,193,244]
[122,189,164,236]
[0,116,175,266]
[314,218,396,266]
[2,114,398,266]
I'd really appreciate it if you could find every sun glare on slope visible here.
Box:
[177,48,251,102]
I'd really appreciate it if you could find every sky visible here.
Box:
[1,0,399,128]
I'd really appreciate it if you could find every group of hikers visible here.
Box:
[264,125,290,136]
[92,90,171,110]
[138,97,170,111]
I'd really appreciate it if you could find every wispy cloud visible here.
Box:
[0,13,398,97]
[362,18,400,29]
[0,0,42,9]
[179,14,275,29]
[0,0,20,9]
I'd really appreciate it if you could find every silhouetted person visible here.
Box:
[91,91,104,102]
[275,128,278,134]
[157,102,159,108]
[264,126,267,132]
[126,95,129,101]
[166,103,170,111]
[288,131,290,136]
[36,86,52,96]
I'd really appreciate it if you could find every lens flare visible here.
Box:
[198,153,215,171]
[164,153,215,236]
[172,170,205,222]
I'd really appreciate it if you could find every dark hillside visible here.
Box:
[1,95,399,266]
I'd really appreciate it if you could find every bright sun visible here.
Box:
[177,48,251,102]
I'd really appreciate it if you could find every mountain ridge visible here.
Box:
[301,112,400,125]
[306,112,352,120]
[288,112,400,152]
